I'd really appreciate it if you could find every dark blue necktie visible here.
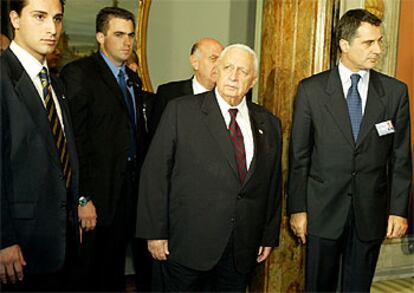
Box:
[117,69,137,159]
[346,74,362,142]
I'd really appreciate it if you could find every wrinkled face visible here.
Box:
[9,0,63,63]
[340,22,382,72]
[216,47,257,106]
[97,17,135,66]
[191,40,224,90]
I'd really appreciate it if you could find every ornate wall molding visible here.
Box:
[136,0,153,92]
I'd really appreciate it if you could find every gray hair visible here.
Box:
[217,44,259,77]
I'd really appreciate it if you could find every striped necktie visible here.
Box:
[39,67,72,189]
[228,109,247,183]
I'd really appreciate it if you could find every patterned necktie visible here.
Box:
[228,109,247,183]
[117,69,137,159]
[39,67,72,188]
[346,74,363,141]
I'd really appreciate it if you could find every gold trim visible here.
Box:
[136,0,153,92]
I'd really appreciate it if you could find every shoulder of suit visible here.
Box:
[156,78,192,92]
[300,68,331,85]
[248,101,281,122]
[371,69,407,89]
[61,53,99,74]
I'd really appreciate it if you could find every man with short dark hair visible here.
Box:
[0,0,82,291]
[288,9,411,292]
[150,37,224,134]
[137,44,282,292]
[61,6,150,292]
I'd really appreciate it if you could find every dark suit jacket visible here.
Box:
[0,48,80,273]
[136,91,282,273]
[287,67,411,241]
[60,52,148,227]
[151,78,193,136]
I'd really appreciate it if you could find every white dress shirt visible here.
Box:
[215,88,254,170]
[192,76,209,94]
[10,41,65,130]
[338,60,370,114]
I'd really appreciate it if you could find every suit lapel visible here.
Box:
[356,70,385,146]
[93,53,130,115]
[4,49,62,169]
[242,105,262,186]
[324,68,355,147]
[200,92,239,181]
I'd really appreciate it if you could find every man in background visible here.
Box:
[150,37,224,134]
[0,0,83,291]
[61,6,150,292]
[288,9,411,292]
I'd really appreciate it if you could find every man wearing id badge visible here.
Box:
[288,9,411,292]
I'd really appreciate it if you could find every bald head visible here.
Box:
[189,37,224,90]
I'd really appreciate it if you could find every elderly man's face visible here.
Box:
[216,47,257,106]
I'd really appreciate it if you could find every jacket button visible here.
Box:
[352,171,357,176]
[230,217,235,223]
[237,195,242,200]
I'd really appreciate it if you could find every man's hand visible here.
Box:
[290,212,308,244]
[0,245,26,284]
[257,246,272,263]
[148,240,169,260]
[78,200,97,232]
[386,215,408,239]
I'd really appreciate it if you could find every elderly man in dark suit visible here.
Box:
[60,6,150,292]
[288,9,411,292]
[0,0,82,291]
[150,37,224,134]
[136,44,282,292]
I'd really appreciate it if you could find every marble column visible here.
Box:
[250,0,336,291]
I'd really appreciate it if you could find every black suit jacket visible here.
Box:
[136,91,282,273]
[150,78,193,136]
[288,67,411,241]
[0,48,80,273]
[60,52,148,227]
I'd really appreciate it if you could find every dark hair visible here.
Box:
[335,9,381,52]
[96,7,135,34]
[190,42,198,55]
[10,0,65,15]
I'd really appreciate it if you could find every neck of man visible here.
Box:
[195,73,214,90]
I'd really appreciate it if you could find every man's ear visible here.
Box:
[96,32,105,46]
[9,11,20,30]
[190,54,199,71]
[339,39,349,53]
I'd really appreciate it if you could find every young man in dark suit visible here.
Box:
[0,0,83,291]
[288,9,411,292]
[60,6,150,292]
[137,44,282,292]
[150,37,224,134]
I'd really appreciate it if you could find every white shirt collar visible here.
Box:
[192,76,209,95]
[9,41,49,81]
[338,60,368,85]
[214,88,249,122]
